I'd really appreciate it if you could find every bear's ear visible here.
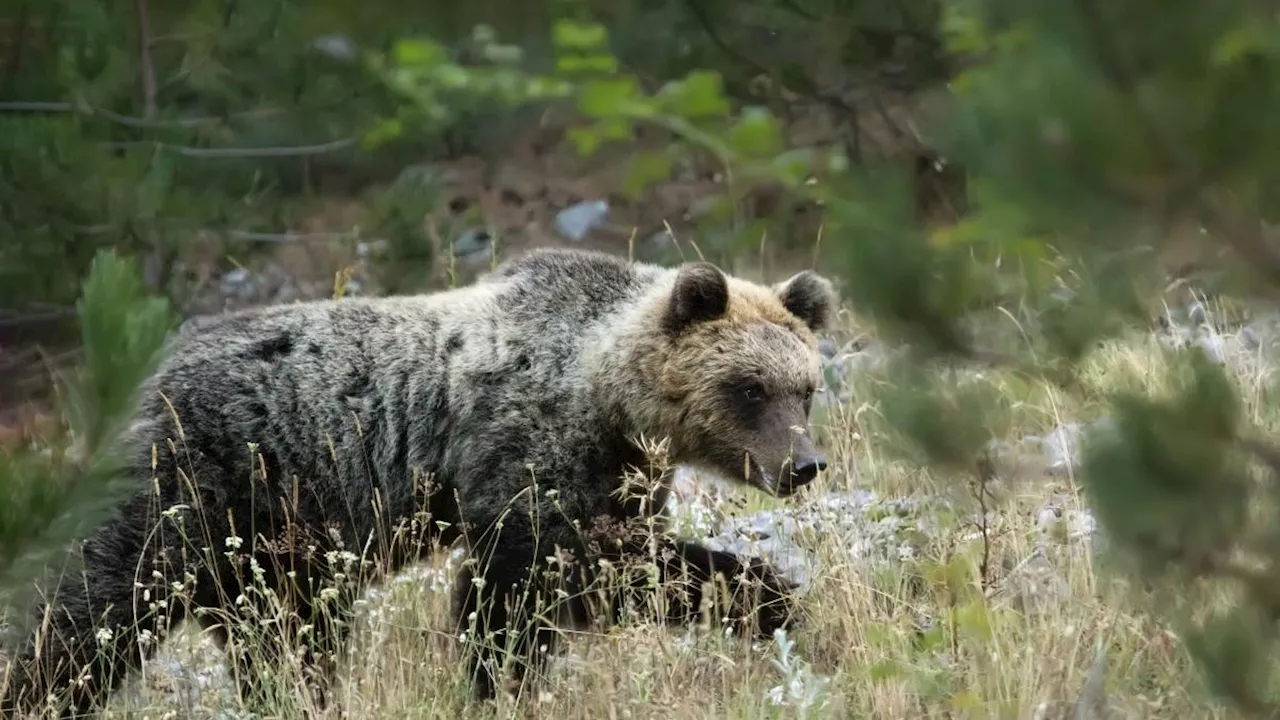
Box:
[664,262,729,335]
[774,270,837,332]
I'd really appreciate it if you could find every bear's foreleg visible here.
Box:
[610,536,801,639]
[452,545,553,700]
[451,517,594,702]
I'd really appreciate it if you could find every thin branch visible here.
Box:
[0,308,77,329]
[134,0,157,122]
[101,137,356,158]
[224,229,359,243]
[0,100,287,130]
[973,450,997,589]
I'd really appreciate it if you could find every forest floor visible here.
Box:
[2,90,1260,719]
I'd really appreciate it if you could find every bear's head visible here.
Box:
[656,261,838,497]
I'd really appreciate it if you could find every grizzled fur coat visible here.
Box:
[2,247,837,716]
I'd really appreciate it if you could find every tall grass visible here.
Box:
[3,277,1258,720]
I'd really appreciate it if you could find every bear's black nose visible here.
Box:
[788,455,827,489]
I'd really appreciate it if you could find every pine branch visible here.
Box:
[0,251,176,618]
[1072,0,1280,293]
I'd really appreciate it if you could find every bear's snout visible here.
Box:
[790,453,827,486]
[778,452,827,496]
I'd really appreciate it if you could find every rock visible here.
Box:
[1040,423,1082,476]
[1240,323,1266,350]
[554,200,610,241]
[995,418,1115,481]
[818,338,838,359]
[453,227,491,257]
[218,268,251,300]
[357,239,391,258]
[451,228,494,268]
[645,229,674,251]
[991,551,1073,615]
[1195,331,1227,364]
[1186,299,1209,326]
[667,486,932,593]
[312,34,358,62]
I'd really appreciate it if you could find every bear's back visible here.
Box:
[487,247,667,326]
[126,250,665,537]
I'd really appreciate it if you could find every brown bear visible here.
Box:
[1,247,837,716]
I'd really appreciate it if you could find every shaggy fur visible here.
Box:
[0,247,837,717]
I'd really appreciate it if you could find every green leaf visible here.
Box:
[525,76,575,100]
[657,70,730,119]
[362,117,404,149]
[623,151,674,198]
[695,194,735,227]
[597,117,633,142]
[432,64,472,90]
[1211,26,1272,68]
[727,107,784,160]
[577,77,642,118]
[392,38,448,69]
[770,148,816,186]
[567,126,603,157]
[556,53,619,75]
[552,20,609,52]
[940,4,990,55]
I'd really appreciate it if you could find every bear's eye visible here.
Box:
[803,387,814,402]
[742,382,766,402]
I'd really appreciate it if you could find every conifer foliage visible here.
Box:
[828,1,1280,712]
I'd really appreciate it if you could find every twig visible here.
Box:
[225,229,358,243]
[134,0,157,122]
[0,100,289,130]
[0,301,77,315]
[973,450,997,589]
[0,308,77,329]
[101,137,356,158]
